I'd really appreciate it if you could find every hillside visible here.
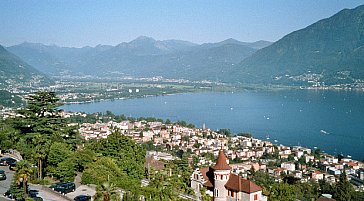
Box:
[0,45,50,88]
[7,37,268,80]
[233,5,364,86]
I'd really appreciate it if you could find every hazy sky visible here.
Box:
[1,0,363,47]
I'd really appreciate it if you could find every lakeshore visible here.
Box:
[61,90,364,160]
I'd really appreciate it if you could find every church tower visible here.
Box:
[213,149,231,201]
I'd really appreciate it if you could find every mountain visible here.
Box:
[78,37,257,80]
[199,38,272,50]
[8,37,264,80]
[233,5,364,86]
[7,42,113,75]
[0,44,50,87]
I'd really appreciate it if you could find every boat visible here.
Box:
[320,130,329,135]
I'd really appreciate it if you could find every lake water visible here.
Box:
[62,90,364,160]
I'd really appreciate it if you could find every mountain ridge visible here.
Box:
[7,37,271,79]
[0,44,50,88]
[232,5,364,86]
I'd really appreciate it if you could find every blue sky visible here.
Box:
[0,0,363,47]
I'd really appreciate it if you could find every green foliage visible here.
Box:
[82,157,128,186]
[0,90,23,107]
[0,45,50,87]
[89,132,146,181]
[333,172,354,201]
[251,171,275,195]
[0,119,20,150]
[269,182,296,201]
[72,148,96,172]
[12,160,33,199]
[94,182,121,201]
[51,161,76,182]
[47,142,73,166]
[319,178,334,195]
[218,128,231,137]
[293,181,320,200]
[5,91,79,180]
[143,172,179,201]
[200,188,211,201]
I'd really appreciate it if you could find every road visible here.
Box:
[0,165,14,196]
[0,164,70,201]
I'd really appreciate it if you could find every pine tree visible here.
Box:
[334,172,354,201]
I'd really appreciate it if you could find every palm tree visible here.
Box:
[31,133,51,180]
[94,182,121,201]
[16,160,32,199]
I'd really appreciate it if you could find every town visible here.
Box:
[59,111,364,200]
[1,100,364,201]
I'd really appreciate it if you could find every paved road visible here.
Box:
[0,164,70,201]
[0,165,13,201]
[0,165,14,196]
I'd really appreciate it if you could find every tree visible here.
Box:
[333,172,354,201]
[269,182,296,201]
[218,128,231,137]
[237,133,252,138]
[72,148,96,172]
[15,160,33,199]
[11,91,78,180]
[200,188,211,201]
[82,157,128,186]
[94,182,121,201]
[89,132,146,181]
[48,142,73,167]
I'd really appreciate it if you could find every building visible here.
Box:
[191,149,267,201]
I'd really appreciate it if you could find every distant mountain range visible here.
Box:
[0,45,50,88]
[232,4,364,86]
[7,37,271,81]
[4,5,364,87]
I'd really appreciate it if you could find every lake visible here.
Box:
[61,89,364,160]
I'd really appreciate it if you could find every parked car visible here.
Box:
[3,190,23,200]
[3,190,13,199]
[9,161,17,171]
[74,195,91,201]
[28,189,39,198]
[32,197,43,201]
[49,182,65,190]
[0,170,6,180]
[53,182,76,195]
[0,157,17,166]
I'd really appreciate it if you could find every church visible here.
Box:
[191,149,267,201]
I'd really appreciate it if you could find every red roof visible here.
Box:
[199,167,210,181]
[199,167,214,188]
[225,174,262,193]
[213,150,231,170]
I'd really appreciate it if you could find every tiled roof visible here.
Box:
[199,167,209,181]
[213,149,231,170]
[199,167,214,188]
[225,174,262,193]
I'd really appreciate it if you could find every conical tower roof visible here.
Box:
[213,149,231,170]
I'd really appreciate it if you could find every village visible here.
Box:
[70,111,364,200]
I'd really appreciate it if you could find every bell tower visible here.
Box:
[213,149,231,201]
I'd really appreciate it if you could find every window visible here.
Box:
[231,191,234,197]
[221,175,223,180]
[254,194,258,200]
